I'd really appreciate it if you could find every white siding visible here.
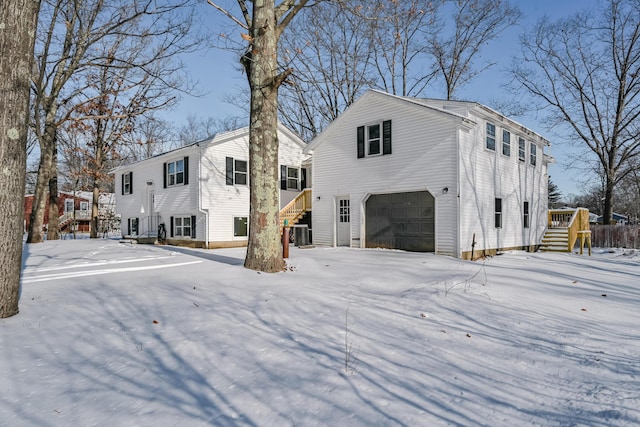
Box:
[113,125,307,246]
[114,146,201,239]
[458,110,548,255]
[311,92,459,255]
[310,90,550,258]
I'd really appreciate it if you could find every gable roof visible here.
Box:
[110,122,306,173]
[305,89,550,153]
[304,90,474,153]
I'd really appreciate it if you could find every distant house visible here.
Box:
[24,192,92,233]
[305,89,553,259]
[111,124,310,248]
[596,213,629,225]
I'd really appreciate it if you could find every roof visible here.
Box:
[110,122,306,173]
[305,89,551,153]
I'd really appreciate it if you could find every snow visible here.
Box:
[2,239,639,426]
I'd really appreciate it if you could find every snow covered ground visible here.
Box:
[1,239,639,426]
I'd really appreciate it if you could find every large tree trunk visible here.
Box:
[0,0,41,318]
[27,124,57,243]
[243,0,285,273]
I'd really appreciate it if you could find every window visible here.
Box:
[368,123,381,155]
[357,120,392,158]
[64,199,74,213]
[495,198,502,228]
[80,201,89,211]
[174,216,191,237]
[502,130,511,157]
[170,215,196,238]
[518,137,526,162]
[226,157,248,186]
[167,159,184,186]
[280,166,299,190]
[530,143,537,166]
[163,157,189,188]
[127,217,139,236]
[523,201,530,229]
[234,216,248,237]
[339,199,350,223]
[122,172,132,195]
[486,122,496,151]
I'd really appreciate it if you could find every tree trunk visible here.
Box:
[47,148,60,240]
[0,0,41,318]
[243,0,285,273]
[27,121,58,242]
[603,173,615,225]
[91,183,100,238]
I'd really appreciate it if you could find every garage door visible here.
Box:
[365,191,435,252]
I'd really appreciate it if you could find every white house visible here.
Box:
[305,90,553,259]
[112,123,310,248]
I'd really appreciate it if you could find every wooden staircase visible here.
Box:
[540,228,570,252]
[540,208,591,254]
[280,188,312,229]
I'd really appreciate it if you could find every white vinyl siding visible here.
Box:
[311,93,458,255]
[113,125,307,246]
[310,90,550,258]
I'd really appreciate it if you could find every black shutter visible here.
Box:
[357,126,365,158]
[127,218,131,235]
[121,173,125,195]
[163,163,167,188]
[280,165,287,190]
[128,172,133,194]
[191,215,196,238]
[382,120,392,155]
[226,157,234,185]
[170,216,174,237]
[183,156,189,185]
[301,168,307,190]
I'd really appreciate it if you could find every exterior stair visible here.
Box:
[540,228,570,252]
[279,188,312,229]
[540,208,591,254]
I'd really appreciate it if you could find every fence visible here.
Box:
[590,225,640,249]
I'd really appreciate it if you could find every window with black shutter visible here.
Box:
[357,120,392,158]
[226,157,247,185]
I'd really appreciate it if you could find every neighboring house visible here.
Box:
[305,89,553,259]
[24,192,92,233]
[596,213,629,225]
[75,191,120,234]
[111,124,310,248]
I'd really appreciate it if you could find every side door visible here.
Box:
[336,198,350,247]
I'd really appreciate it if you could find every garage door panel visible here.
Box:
[365,191,435,252]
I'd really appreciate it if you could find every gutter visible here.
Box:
[197,143,209,248]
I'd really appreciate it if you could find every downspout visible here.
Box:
[197,143,209,248]
[456,123,462,259]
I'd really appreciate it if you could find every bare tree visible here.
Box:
[176,114,246,146]
[278,1,377,141]
[428,0,520,100]
[0,0,40,317]
[512,0,640,224]
[370,0,439,97]
[209,0,317,272]
[28,0,198,243]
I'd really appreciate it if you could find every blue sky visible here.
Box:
[168,0,602,200]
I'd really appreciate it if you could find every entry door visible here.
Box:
[336,198,351,246]
[148,191,155,216]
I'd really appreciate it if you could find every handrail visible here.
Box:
[280,188,312,227]
[548,208,590,251]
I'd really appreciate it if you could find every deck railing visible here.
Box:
[548,207,590,251]
[280,188,312,227]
